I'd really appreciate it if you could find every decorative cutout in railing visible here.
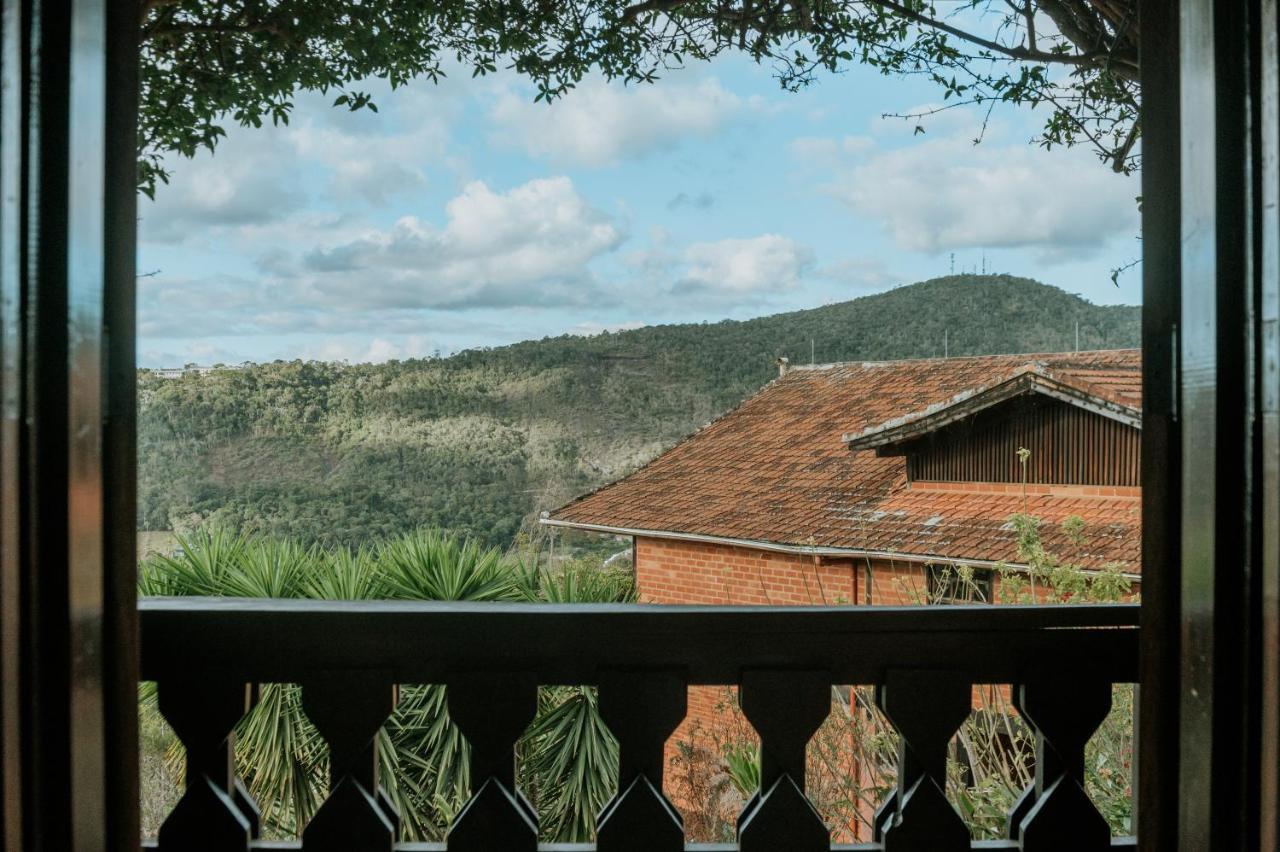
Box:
[139,598,1139,851]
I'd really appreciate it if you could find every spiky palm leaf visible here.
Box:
[138,528,248,596]
[377,530,526,602]
[520,686,618,841]
[516,559,636,840]
[140,529,631,842]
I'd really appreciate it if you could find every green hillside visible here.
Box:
[138,275,1141,547]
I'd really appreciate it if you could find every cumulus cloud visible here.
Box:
[816,257,902,290]
[301,335,437,363]
[811,120,1139,257]
[138,178,626,342]
[677,235,813,294]
[289,122,431,205]
[296,176,625,309]
[139,131,308,244]
[667,191,716,211]
[787,135,874,167]
[139,87,453,244]
[570,320,648,336]
[490,77,744,167]
[140,342,247,368]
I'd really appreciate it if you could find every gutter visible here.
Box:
[538,516,1142,582]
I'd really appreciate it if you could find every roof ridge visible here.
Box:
[787,347,1140,372]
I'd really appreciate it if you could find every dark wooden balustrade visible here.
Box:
[138,598,1140,851]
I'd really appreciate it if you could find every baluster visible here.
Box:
[1009,677,1112,851]
[156,677,258,852]
[596,670,686,852]
[301,671,399,851]
[737,669,830,852]
[875,669,970,852]
[447,672,539,852]
[873,787,898,843]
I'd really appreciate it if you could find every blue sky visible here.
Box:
[137,55,1142,366]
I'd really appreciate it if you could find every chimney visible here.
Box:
[776,356,790,377]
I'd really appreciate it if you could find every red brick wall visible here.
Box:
[636,536,934,837]
[636,535,1137,840]
[635,536,938,607]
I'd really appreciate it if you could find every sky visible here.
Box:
[137,54,1143,367]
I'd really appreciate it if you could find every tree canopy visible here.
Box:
[139,0,1140,197]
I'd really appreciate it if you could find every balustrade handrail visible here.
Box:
[139,598,1141,851]
[140,597,1140,685]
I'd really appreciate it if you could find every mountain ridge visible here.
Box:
[138,274,1141,548]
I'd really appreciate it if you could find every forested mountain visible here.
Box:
[138,275,1141,548]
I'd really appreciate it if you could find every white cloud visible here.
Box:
[490,77,744,167]
[816,257,902,290]
[809,119,1139,257]
[787,135,874,167]
[301,335,436,363]
[138,177,628,344]
[289,122,432,205]
[677,235,813,294]
[667,191,716,211]
[298,176,625,309]
[139,87,455,244]
[139,131,307,244]
[570,320,648,336]
[139,342,246,367]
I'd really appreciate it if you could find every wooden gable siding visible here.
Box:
[903,396,1141,487]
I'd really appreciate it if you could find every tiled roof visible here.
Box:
[546,350,1142,572]
[842,364,1141,449]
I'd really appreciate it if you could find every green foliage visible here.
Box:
[722,742,761,799]
[139,1,1138,196]
[139,529,633,841]
[520,688,616,842]
[138,276,1141,553]
[377,530,527,602]
[998,512,1134,604]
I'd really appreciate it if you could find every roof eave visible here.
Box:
[538,516,1141,581]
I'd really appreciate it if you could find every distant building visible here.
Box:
[544,349,1141,806]
[545,349,1141,604]
[148,362,251,379]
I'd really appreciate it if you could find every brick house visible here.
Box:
[542,350,1141,832]
[544,350,1142,605]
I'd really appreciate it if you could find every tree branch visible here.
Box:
[138,0,183,26]
[622,0,690,22]
[1110,115,1141,173]
[620,0,1138,78]
[869,0,1126,71]
[143,18,294,44]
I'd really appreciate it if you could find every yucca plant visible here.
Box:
[516,559,636,841]
[140,529,632,842]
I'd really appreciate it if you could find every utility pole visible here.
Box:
[944,328,949,358]
[1075,321,1080,352]
[810,338,815,365]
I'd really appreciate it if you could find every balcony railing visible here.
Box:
[138,598,1140,851]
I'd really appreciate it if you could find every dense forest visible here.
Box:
[138,275,1141,548]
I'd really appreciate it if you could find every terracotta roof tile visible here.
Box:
[548,350,1142,571]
